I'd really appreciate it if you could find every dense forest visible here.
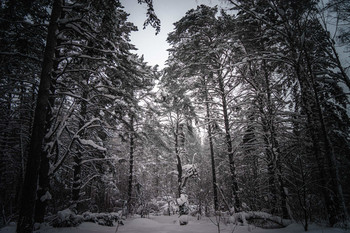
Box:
[0,0,349,233]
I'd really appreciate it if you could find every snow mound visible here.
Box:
[129,218,161,227]
[52,208,83,227]
[82,212,119,226]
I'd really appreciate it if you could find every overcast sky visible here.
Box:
[120,0,228,69]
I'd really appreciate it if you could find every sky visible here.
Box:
[120,0,229,69]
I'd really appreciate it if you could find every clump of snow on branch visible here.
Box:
[176,194,188,206]
[77,138,107,152]
[182,164,197,179]
[40,191,52,202]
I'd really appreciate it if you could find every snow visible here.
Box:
[0,215,348,233]
[40,191,52,202]
[176,194,188,206]
[179,215,189,225]
[182,164,198,179]
[57,209,75,222]
[78,138,107,152]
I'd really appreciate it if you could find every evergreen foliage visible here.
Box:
[0,0,349,231]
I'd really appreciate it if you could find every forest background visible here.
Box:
[0,0,350,232]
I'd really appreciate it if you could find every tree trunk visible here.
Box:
[203,77,218,211]
[262,61,289,218]
[71,79,88,211]
[16,0,61,232]
[217,72,240,211]
[127,114,135,214]
[175,117,183,197]
[34,46,61,223]
[72,155,82,205]
[34,4,66,221]
[34,150,50,223]
[304,49,349,224]
[294,57,341,226]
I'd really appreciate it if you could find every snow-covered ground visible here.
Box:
[0,215,348,233]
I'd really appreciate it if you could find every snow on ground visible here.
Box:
[0,215,348,233]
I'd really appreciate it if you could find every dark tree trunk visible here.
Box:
[277,160,289,219]
[294,58,341,226]
[203,77,218,211]
[304,48,349,224]
[34,6,65,221]
[259,105,277,215]
[217,72,240,211]
[16,0,61,232]
[34,150,50,223]
[127,114,135,214]
[34,50,60,223]
[71,80,88,211]
[175,117,182,197]
[72,155,82,205]
[261,61,289,218]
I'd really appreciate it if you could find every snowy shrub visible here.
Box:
[52,208,83,227]
[147,202,159,213]
[136,205,144,215]
[82,211,119,226]
[82,211,96,222]
[156,200,167,207]
[188,205,199,216]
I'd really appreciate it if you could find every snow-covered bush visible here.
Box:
[51,210,120,228]
[153,197,178,216]
[82,212,119,226]
[188,205,199,216]
[147,202,159,213]
[160,202,178,216]
[52,208,83,227]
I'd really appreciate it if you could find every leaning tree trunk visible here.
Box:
[34,148,50,223]
[34,5,66,221]
[294,56,342,226]
[16,1,61,232]
[304,49,349,224]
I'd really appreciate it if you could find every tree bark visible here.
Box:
[16,0,61,232]
[262,61,289,218]
[72,155,82,205]
[71,79,88,211]
[216,72,240,211]
[127,114,135,214]
[175,117,183,197]
[304,48,349,224]
[34,45,61,223]
[294,55,341,226]
[34,150,50,223]
[203,77,218,211]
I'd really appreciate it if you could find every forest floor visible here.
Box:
[0,215,348,233]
